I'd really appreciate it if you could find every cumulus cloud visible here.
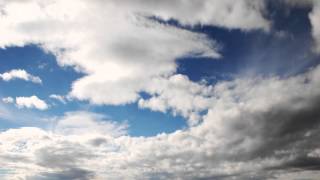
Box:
[0,0,272,107]
[139,74,213,125]
[1,0,320,179]
[1,63,320,179]
[15,95,48,110]
[0,69,42,84]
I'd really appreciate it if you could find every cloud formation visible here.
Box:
[52,111,128,137]
[0,69,42,84]
[0,0,273,107]
[0,0,320,179]
[1,63,320,179]
[15,95,48,110]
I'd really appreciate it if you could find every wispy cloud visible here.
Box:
[49,94,67,104]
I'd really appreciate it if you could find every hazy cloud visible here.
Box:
[2,97,14,104]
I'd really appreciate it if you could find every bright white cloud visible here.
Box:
[139,74,213,125]
[1,97,14,104]
[15,95,48,110]
[0,0,271,107]
[0,69,42,84]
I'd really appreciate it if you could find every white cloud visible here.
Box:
[0,1,319,179]
[109,0,270,30]
[0,69,42,84]
[139,74,213,125]
[15,95,48,110]
[49,94,66,104]
[310,3,320,53]
[2,97,14,104]
[53,111,128,137]
[0,63,320,179]
[0,0,271,107]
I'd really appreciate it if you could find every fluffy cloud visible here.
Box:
[139,74,213,124]
[1,63,320,179]
[0,0,272,107]
[0,69,42,84]
[15,95,48,110]
[1,0,320,179]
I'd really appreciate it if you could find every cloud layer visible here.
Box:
[1,64,320,179]
[0,0,320,179]
[0,0,273,107]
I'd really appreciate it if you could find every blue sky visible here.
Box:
[1,3,317,136]
[1,0,320,179]
[0,45,187,136]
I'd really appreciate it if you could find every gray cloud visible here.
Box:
[1,65,320,179]
[28,168,95,180]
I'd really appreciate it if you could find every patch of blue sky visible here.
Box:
[1,3,319,137]
[0,45,187,136]
[177,3,319,83]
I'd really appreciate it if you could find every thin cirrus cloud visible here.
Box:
[0,0,320,179]
[0,69,42,84]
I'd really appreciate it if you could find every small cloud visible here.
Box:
[15,95,49,110]
[49,94,67,104]
[2,97,14,104]
[0,69,42,84]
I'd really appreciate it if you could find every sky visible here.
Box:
[0,0,320,179]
